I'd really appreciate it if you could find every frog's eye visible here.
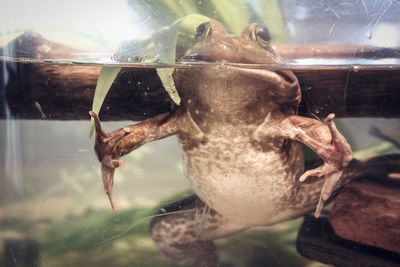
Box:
[195,22,212,41]
[251,25,271,48]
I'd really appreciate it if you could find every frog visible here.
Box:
[89,21,353,264]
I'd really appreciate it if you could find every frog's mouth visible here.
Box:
[182,54,200,62]
[181,50,284,65]
[181,51,215,63]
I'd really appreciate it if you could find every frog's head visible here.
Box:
[174,21,300,120]
[182,20,281,64]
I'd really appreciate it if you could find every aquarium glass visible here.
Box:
[0,1,399,266]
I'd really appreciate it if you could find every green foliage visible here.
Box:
[353,141,394,159]
[41,208,152,254]
[90,1,286,126]
[89,66,121,138]
[89,14,213,123]
[36,204,308,266]
[208,0,250,34]
[125,0,285,37]
[153,14,213,105]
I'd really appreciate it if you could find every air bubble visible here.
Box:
[365,31,372,40]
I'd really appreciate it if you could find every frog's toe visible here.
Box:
[89,111,130,161]
[89,111,107,139]
[313,166,343,217]
[101,163,117,210]
[299,162,343,217]
[299,168,323,182]
[90,111,130,211]
[302,115,353,217]
[325,114,353,166]
[99,156,124,211]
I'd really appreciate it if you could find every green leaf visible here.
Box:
[89,14,211,129]
[162,0,199,17]
[210,0,249,34]
[89,2,287,119]
[89,66,121,138]
[156,68,179,104]
[175,14,212,58]
[152,19,184,105]
[152,14,212,104]
[249,0,287,42]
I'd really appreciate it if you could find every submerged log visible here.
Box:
[296,215,400,266]
[329,178,400,254]
[1,31,400,121]
[3,64,171,121]
[298,155,400,265]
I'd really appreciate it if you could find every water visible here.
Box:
[0,55,399,266]
[1,0,400,264]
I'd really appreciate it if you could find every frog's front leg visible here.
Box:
[256,113,353,217]
[293,114,353,217]
[89,109,185,210]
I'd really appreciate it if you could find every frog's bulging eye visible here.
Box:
[195,22,212,41]
[251,25,271,48]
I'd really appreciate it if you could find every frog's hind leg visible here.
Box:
[150,195,246,265]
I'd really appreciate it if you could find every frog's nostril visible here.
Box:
[275,70,297,84]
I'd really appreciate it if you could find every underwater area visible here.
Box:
[1,1,400,266]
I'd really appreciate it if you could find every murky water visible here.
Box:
[1,0,400,264]
[0,55,400,266]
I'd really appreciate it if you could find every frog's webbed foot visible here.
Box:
[297,114,353,217]
[89,111,131,210]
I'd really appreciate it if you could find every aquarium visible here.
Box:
[1,1,400,266]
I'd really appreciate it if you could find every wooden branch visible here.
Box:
[4,64,171,121]
[275,43,400,60]
[297,69,400,118]
[2,31,399,121]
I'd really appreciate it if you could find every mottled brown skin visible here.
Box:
[90,21,353,264]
